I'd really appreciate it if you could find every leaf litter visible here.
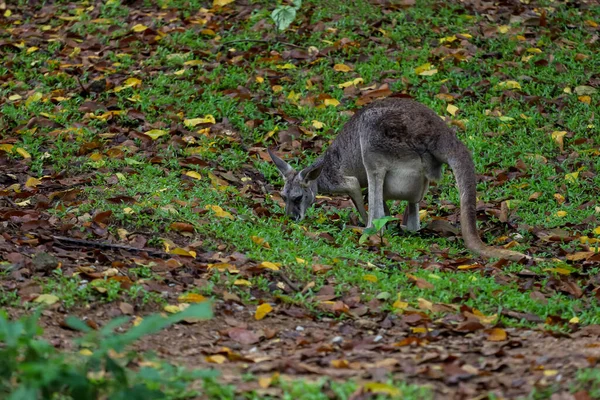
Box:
[1,0,600,398]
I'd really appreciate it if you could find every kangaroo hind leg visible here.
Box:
[403,202,420,231]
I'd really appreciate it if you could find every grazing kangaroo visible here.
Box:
[268,97,528,261]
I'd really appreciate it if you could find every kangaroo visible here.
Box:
[267,97,528,261]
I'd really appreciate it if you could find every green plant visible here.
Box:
[0,303,214,399]
[359,216,397,246]
[271,0,302,31]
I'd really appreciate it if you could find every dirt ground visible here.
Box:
[13,302,599,399]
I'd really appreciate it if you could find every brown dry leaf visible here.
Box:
[566,252,595,261]
[170,222,194,233]
[406,274,434,289]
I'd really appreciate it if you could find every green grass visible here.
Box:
[1,2,600,396]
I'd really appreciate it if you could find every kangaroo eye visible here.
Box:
[292,195,303,203]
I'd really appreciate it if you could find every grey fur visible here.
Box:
[268,98,528,261]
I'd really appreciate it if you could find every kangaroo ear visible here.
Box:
[267,148,294,178]
[299,161,323,183]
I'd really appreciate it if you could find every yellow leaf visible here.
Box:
[205,354,227,364]
[578,95,591,105]
[255,76,264,83]
[363,274,378,282]
[446,104,459,116]
[333,63,353,72]
[295,257,307,264]
[16,148,31,159]
[554,193,565,204]
[272,85,283,93]
[184,115,216,127]
[143,129,169,140]
[276,63,296,70]
[337,77,363,88]
[486,327,507,342]
[4,9,12,17]
[213,0,234,6]
[177,293,207,303]
[258,375,274,388]
[439,35,457,44]
[527,47,542,53]
[169,248,196,258]
[544,267,572,275]
[435,93,454,102]
[25,92,43,106]
[89,153,103,161]
[363,382,401,396]
[570,316,580,324]
[555,210,567,217]
[34,294,60,305]
[8,94,22,101]
[565,172,579,183]
[456,262,479,270]
[124,77,142,87]
[593,226,600,235]
[234,279,252,286]
[184,171,202,180]
[25,177,42,188]
[312,120,325,129]
[164,304,185,314]
[544,370,558,377]
[495,80,521,90]
[414,63,432,75]
[27,46,39,53]
[551,131,567,151]
[131,24,148,32]
[392,294,408,310]
[79,349,93,356]
[498,25,510,33]
[259,261,280,271]
[251,235,270,248]
[324,98,340,107]
[123,207,134,215]
[0,144,14,153]
[205,204,234,220]
[255,303,273,320]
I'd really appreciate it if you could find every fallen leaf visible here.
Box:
[255,303,273,320]
[205,355,227,364]
[131,24,148,32]
[143,129,169,140]
[34,294,60,305]
[259,261,280,271]
[185,171,202,179]
[205,205,234,220]
[446,104,459,116]
[178,293,207,303]
[486,327,507,341]
[495,80,521,90]
[363,382,401,396]
[333,63,353,72]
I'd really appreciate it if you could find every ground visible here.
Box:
[1,0,600,398]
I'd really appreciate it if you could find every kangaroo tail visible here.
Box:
[438,136,529,261]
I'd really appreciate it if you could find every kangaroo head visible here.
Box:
[267,149,323,221]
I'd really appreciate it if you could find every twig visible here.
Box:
[277,271,300,292]
[51,235,169,259]
[219,39,305,50]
